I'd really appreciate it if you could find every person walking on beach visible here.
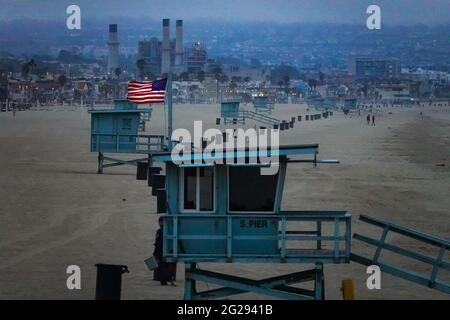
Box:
[153,217,177,286]
[366,114,370,125]
[372,115,375,126]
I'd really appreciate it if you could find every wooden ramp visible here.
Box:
[351,214,450,295]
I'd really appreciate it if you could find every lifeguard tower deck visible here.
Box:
[151,144,351,300]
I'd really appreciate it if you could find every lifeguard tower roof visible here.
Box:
[152,144,319,164]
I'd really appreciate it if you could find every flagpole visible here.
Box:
[167,71,173,150]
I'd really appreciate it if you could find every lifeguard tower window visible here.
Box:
[229,167,278,212]
[122,118,132,130]
[181,167,214,212]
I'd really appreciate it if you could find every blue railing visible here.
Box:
[90,133,167,153]
[352,214,450,294]
[163,211,351,263]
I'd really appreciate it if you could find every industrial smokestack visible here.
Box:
[175,20,184,69]
[107,24,120,76]
[162,19,171,74]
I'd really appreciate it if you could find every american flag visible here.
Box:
[127,78,167,104]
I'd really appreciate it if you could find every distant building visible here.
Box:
[377,83,410,102]
[349,57,401,80]
[138,38,163,76]
[136,19,207,77]
[185,42,207,74]
[222,64,271,82]
[107,24,120,76]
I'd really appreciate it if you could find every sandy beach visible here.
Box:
[0,104,449,299]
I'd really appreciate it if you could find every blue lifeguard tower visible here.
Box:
[343,98,357,110]
[219,101,280,128]
[151,144,352,299]
[253,94,274,113]
[307,97,336,111]
[89,99,167,173]
[220,101,243,125]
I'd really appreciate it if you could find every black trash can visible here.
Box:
[298,115,302,121]
[216,118,221,125]
[305,115,309,121]
[273,124,279,130]
[136,162,148,181]
[147,167,162,187]
[95,264,129,300]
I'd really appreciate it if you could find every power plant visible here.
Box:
[161,19,171,75]
[174,20,184,73]
[137,19,207,78]
[107,24,120,76]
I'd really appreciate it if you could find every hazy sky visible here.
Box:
[0,0,449,25]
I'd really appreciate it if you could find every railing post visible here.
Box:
[173,215,178,258]
[334,218,340,261]
[316,220,322,250]
[345,217,351,259]
[280,217,287,261]
[227,216,232,262]
[373,226,389,263]
[429,246,445,288]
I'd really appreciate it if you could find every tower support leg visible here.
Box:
[184,263,198,300]
[314,263,325,300]
[97,152,104,174]
[182,264,325,300]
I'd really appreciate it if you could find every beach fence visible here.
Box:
[276,111,333,131]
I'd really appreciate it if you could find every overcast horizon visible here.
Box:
[0,0,449,26]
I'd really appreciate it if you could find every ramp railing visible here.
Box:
[351,214,450,294]
[241,110,280,125]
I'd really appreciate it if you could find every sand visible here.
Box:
[0,103,449,299]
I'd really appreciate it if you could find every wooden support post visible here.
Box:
[97,152,103,174]
[184,263,198,300]
[314,263,324,300]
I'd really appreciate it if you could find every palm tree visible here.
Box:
[229,81,237,98]
[114,67,122,79]
[58,74,67,88]
[283,75,290,100]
